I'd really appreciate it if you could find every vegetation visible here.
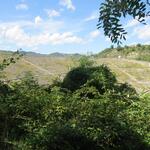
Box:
[0,45,150,92]
[0,1,150,149]
[0,51,23,72]
[1,46,150,92]
[98,0,150,44]
[0,50,74,85]
[1,56,150,149]
[96,44,150,61]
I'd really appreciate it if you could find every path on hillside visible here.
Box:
[2,56,149,93]
[114,59,150,82]
[22,58,54,75]
[121,58,150,68]
[23,57,150,86]
[121,59,150,84]
[97,58,150,92]
[111,63,150,84]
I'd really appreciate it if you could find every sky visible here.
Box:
[0,0,150,54]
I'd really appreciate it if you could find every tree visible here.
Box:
[97,0,150,44]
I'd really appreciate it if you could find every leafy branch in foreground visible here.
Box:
[0,51,23,71]
[97,0,150,44]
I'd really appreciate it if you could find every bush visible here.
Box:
[0,61,150,149]
[62,65,117,92]
[61,64,137,101]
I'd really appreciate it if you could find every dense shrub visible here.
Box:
[62,67,91,91]
[0,57,150,149]
[62,64,137,100]
[62,65,117,92]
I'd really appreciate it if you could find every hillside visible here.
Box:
[0,49,150,92]
[0,50,76,85]
[96,58,150,93]
[96,44,150,61]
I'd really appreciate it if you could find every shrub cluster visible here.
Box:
[0,57,150,150]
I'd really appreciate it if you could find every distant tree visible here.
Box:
[98,0,150,44]
[78,56,94,68]
[110,45,114,49]
[124,45,129,49]
[117,45,123,51]
[137,43,142,47]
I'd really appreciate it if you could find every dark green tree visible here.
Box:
[98,0,150,44]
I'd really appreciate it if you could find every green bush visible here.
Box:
[62,65,117,92]
[0,60,150,149]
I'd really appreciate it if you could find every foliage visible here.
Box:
[61,56,95,91]
[98,0,150,44]
[0,57,150,149]
[78,56,95,68]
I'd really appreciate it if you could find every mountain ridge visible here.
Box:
[0,50,82,57]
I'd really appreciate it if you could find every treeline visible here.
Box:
[0,56,150,149]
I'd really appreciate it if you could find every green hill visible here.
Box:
[96,44,150,61]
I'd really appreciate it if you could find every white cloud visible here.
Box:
[144,41,150,45]
[0,18,64,34]
[90,30,100,38]
[125,19,139,28]
[125,16,150,28]
[48,32,83,44]
[35,16,43,24]
[45,9,60,18]
[84,11,98,22]
[105,37,111,42]
[0,24,83,48]
[59,0,75,11]
[133,25,150,39]
[16,3,28,10]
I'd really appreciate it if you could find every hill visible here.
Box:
[0,49,150,92]
[96,44,150,61]
[0,50,79,84]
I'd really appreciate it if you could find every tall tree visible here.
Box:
[97,0,150,44]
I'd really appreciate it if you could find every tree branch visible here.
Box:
[147,0,150,5]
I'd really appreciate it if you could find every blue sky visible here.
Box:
[0,0,150,54]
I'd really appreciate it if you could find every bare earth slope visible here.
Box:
[97,58,150,92]
[2,55,73,85]
[0,51,150,93]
